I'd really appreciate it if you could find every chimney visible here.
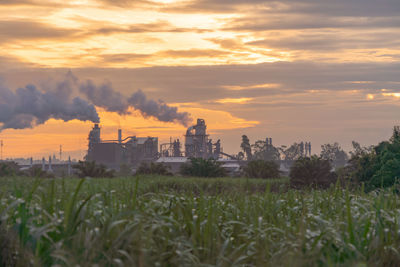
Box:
[48,156,53,172]
[118,129,122,144]
[68,156,71,176]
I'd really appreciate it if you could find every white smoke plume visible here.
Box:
[0,74,99,131]
[79,80,192,126]
[0,72,192,131]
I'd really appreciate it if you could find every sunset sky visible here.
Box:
[0,0,400,159]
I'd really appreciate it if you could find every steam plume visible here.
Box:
[0,72,192,132]
[0,77,99,131]
[79,81,192,126]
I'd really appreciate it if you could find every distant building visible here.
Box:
[87,124,158,168]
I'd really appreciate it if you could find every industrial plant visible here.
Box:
[85,118,239,172]
[86,124,159,169]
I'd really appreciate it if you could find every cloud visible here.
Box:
[19,61,393,104]
[93,20,211,35]
[163,0,400,17]
[223,14,400,32]
[0,20,79,43]
[246,31,400,51]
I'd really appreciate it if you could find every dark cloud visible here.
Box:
[246,32,400,51]
[0,20,79,43]
[56,61,398,104]
[2,61,399,106]
[94,20,211,35]
[163,0,400,17]
[0,19,208,46]
[0,55,42,69]
[224,15,400,32]
[100,53,152,63]
[97,49,230,65]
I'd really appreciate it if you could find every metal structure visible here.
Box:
[87,124,158,168]
[160,138,182,157]
[87,119,234,169]
[184,118,223,159]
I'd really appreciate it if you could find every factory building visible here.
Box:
[184,118,221,159]
[86,124,158,168]
[87,119,234,171]
[159,119,223,160]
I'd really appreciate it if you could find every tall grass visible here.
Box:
[0,176,399,266]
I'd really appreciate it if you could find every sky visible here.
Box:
[0,0,400,159]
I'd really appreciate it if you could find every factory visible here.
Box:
[159,119,223,160]
[86,118,236,171]
[86,124,158,168]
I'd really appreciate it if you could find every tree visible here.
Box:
[320,142,348,168]
[135,162,172,176]
[290,156,337,189]
[340,127,400,191]
[252,140,280,161]
[237,152,245,160]
[242,160,280,179]
[0,161,20,177]
[279,142,304,162]
[24,166,54,178]
[348,141,374,159]
[240,135,252,160]
[73,161,115,178]
[180,158,226,177]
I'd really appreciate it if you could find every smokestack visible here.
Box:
[68,156,71,176]
[42,157,45,171]
[118,129,122,144]
[48,156,53,172]
[30,157,33,167]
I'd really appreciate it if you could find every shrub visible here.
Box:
[180,158,226,177]
[242,160,280,179]
[290,156,336,189]
[118,164,133,176]
[340,128,400,191]
[24,166,55,178]
[135,162,172,176]
[0,161,20,177]
[73,161,115,178]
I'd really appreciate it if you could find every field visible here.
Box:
[0,176,399,266]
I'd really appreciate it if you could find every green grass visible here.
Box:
[0,176,399,266]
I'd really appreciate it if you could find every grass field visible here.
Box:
[0,176,399,266]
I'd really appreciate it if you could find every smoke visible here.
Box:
[128,90,192,126]
[79,81,192,126]
[0,76,99,131]
[0,72,192,132]
[79,80,129,115]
